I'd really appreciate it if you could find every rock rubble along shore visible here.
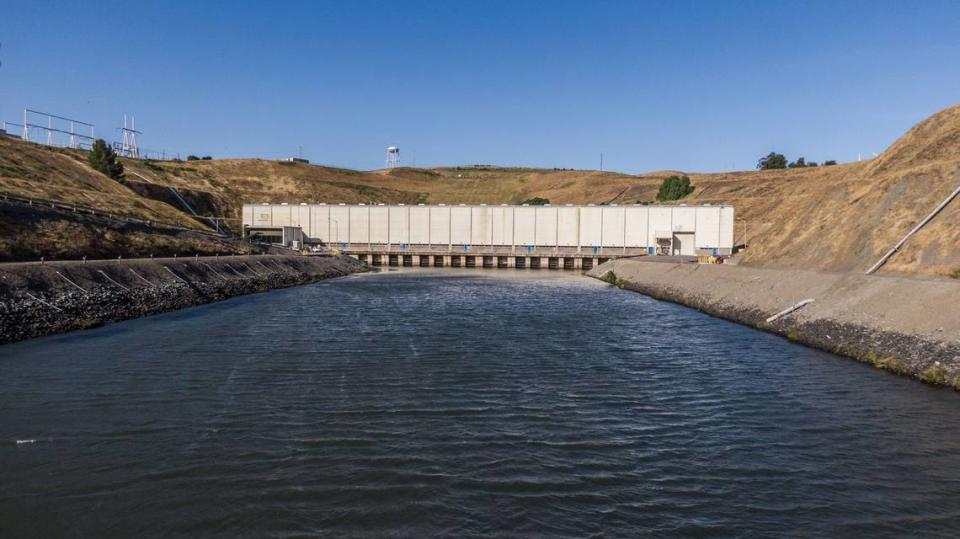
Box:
[0,255,366,345]
[589,259,960,389]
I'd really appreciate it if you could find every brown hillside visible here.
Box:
[1,105,958,274]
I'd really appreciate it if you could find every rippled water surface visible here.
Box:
[2,269,960,537]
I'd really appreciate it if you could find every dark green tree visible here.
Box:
[823,160,837,166]
[788,157,808,168]
[187,155,200,161]
[201,156,213,160]
[757,152,788,170]
[520,197,550,205]
[656,175,694,201]
[88,139,124,179]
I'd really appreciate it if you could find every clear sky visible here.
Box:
[1,0,958,172]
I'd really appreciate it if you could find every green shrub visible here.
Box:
[655,175,694,201]
[521,197,550,205]
[921,366,948,385]
[88,139,124,179]
[601,270,626,288]
[186,155,200,161]
[757,152,787,170]
[949,267,960,279]
[823,160,837,166]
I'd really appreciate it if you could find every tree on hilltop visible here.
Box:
[521,197,550,205]
[88,139,124,180]
[757,152,787,170]
[656,175,694,201]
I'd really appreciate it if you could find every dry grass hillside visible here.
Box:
[0,137,205,229]
[1,105,957,274]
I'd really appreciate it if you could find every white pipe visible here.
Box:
[766,299,815,323]
[865,177,960,274]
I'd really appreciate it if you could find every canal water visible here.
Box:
[2,270,960,537]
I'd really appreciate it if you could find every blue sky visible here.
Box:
[1,0,958,172]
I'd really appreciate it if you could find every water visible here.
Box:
[2,270,960,537]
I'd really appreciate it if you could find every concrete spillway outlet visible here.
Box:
[420,256,430,267]
[483,256,494,268]
[582,258,594,270]
[451,256,462,268]
[563,258,575,270]
[433,256,444,267]
[402,255,412,267]
[515,257,526,269]
[548,257,560,270]
[529,257,541,269]
[389,254,399,266]
[371,254,382,266]
[498,256,509,268]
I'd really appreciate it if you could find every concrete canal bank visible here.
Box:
[0,254,365,344]
[589,259,960,389]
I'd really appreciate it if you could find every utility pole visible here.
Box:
[600,152,604,172]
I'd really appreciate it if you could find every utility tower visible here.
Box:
[386,146,400,168]
[119,114,141,158]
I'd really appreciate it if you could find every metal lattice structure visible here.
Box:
[117,114,141,158]
[19,109,96,149]
[385,146,400,168]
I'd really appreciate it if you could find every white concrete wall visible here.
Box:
[601,206,626,247]
[315,207,329,240]
[648,207,672,244]
[491,206,513,246]
[409,205,429,244]
[369,205,389,244]
[471,206,493,246]
[389,206,409,244]
[348,206,369,244]
[514,206,535,246]
[579,206,602,246]
[429,206,450,245]
[450,206,471,245]
[557,206,579,246]
[330,205,349,243]
[695,206,721,249]
[624,206,648,247]
[535,207,557,247]
[243,203,735,251]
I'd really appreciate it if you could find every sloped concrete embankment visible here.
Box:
[0,255,365,345]
[589,259,960,389]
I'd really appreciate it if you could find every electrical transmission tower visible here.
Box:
[118,114,141,158]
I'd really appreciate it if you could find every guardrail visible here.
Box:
[0,192,231,239]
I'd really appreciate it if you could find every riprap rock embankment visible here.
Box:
[0,255,365,344]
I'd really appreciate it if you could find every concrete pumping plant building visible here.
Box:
[243,203,735,261]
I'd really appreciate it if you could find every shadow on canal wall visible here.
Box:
[0,255,366,345]
[589,259,960,391]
